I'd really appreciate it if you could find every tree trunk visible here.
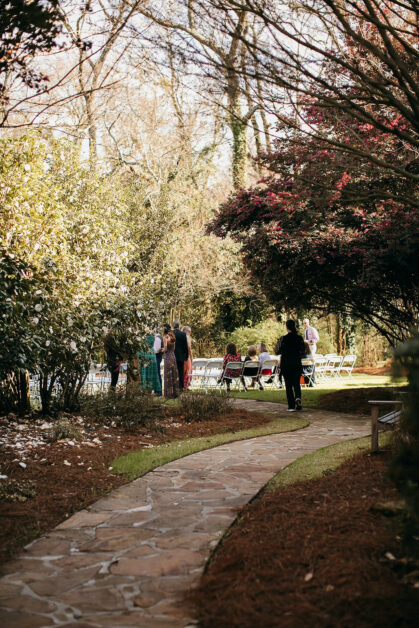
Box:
[227,74,248,189]
[16,370,31,416]
[85,91,97,169]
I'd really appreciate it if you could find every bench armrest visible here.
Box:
[368,400,402,406]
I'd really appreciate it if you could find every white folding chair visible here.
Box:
[314,356,328,381]
[241,360,261,390]
[301,357,315,387]
[259,359,280,389]
[220,361,244,391]
[337,354,357,377]
[203,359,224,391]
[325,355,343,379]
[189,359,209,389]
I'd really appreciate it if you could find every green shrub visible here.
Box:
[229,319,284,355]
[79,384,167,431]
[49,417,82,442]
[178,390,233,423]
[0,480,37,502]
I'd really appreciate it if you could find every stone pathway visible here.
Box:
[0,401,370,628]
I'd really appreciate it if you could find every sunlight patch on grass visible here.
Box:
[111,417,308,480]
[267,432,392,491]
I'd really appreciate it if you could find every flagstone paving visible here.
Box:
[0,401,370,627]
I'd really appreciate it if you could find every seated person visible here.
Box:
[257,343,272,390]
[220,342,241,392]
[241,345,259,391]
[302,341,316,387]
[257,343,270,366]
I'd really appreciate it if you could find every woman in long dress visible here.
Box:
[182,325,193,388]
[163,328,179,398]
[138,334,161,395]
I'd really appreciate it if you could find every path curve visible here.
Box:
[0,402,370,628]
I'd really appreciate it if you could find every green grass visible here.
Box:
[229,373,406,408]
[111,417,309,480]
[267,431,392,491]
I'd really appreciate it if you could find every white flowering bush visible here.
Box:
[0,134,175,414]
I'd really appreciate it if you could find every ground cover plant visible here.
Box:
[190,445,419,628]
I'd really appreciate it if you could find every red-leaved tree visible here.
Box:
[209,99,418,344]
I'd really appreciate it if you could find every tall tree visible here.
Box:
[211,0,419,198]
[135,0,264,188]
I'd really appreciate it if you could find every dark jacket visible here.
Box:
[173,329,189,362]
[277,332,305,373]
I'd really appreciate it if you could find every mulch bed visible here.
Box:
[318,386,406,415]
[189,451,419,628]
[0,408,272,565]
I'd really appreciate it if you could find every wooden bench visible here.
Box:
[368,400,402,452]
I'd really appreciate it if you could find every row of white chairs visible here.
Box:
[187,358,283,392]
[313,354,357,380]
[187,353,356,391]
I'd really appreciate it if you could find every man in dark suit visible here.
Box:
[173,320,189,391]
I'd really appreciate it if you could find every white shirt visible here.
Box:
[153,335,162,354]
[304,326,319,344]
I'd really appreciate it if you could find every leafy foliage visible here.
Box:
[209,101,418,345]
[79,385,168,431]
[48,417,82,442]
[0,479,37,503]
[0,0,61,95]
[178,390,233,423]
[0,134,175,413]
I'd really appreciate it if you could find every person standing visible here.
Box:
[138,334,161,395]
[277,320,305,411]
[153,330,164,391]
[104,329,122,389]
[173,321,189,392]
[303,318,319,356]
[182,326,193,388]
[163,325,179,398]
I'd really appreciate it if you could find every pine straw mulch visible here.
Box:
[318,386,407,415]
[189,451,419,628]
[0,408,272,565]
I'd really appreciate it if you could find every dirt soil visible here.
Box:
[189,451,419,628]
[318,386,406,415]
[0,408,271,564]
[353,366,392,376]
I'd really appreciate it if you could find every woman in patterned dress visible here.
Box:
[220,342,241,392]
[163,327,179,398]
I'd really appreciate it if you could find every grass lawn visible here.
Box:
[228,373,405,408]
[111,417,308,480]
[267,431,392,490]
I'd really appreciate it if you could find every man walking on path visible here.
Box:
[173,321,189,391]
[303,318,319,356]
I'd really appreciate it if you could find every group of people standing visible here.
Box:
[104,321,193,398]
[151,321,192,398]
[105,316,320,411]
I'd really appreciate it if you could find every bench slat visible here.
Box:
[378,410,401,425]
